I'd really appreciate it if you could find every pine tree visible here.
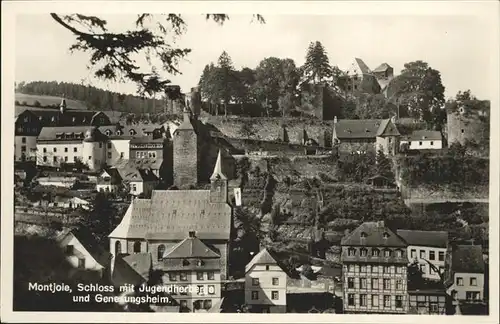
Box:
[376,149,394,179]
[302,41,334,84]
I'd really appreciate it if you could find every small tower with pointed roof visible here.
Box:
[209,150,228,203]
[173,105,198,188]
[60,94,67,114]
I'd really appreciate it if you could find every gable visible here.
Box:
[377,119,400,137]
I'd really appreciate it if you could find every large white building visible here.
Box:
[399,130,443,150]
[244,248,288,313]
[397,230,448,281]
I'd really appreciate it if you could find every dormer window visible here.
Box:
[65,245,74,254]
[372,248,380,257]
[348,248,356,256]
[116,130,122,135]
[197,260,204,266]
[360,248,368,257]
[130,129,137,136]
[360,232,367,238]
[105,129,112,136]
[182,259,190,266]
[72,117,76,123]
[395,249,403,258]
[384,249,392,257]
[383,232,389,239]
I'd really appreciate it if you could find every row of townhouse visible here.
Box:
[340,221,486,314]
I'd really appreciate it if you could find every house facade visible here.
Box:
[343,58,381,94]
[445,245,485,304]
[14,98,111,162]
[341,221,409,314]
[407,290,447,315]
[244,249,288,313]
[397,230,448,281]
[333,118,400,156]
[158,232,222,312]
[399,130,443,150]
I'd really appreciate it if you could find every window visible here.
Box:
[420,264,426,274]
[457,277,464,286]
[197,285,204,295]
[383,266,390,273]
[266,265,270,271]
[360,265,367,273]
[169,273,177,281]
[107,143,112,149]
[78,258,85,269]
[371,278,378,290]
[182,259,190,266]
[429,251,435,260]
[360,294,367,307]
[65,245,74,254]
[430,303,439,313]
[207,271,215,280]
[272,277,279,286]
[132,184,137,192]
[383,279,391,290]
[53,156,57,162]
[419,141,422,146]
[197,272,204,280]
[372,248,380,257]
[43,148,47,153]
[115,241,121,255]
[360,278,367,289]
[383,295,391,308]
[208,285,215,295]
[21,145,26,152]
[395,250,402,258]
[53,147,57,153]
[395,295,403,308]
[179,286,188,295]
[180,272,188,281]
[74,147,77,152]
[348,264,354,272]
[271,291,279,300]
[360,248,368,257]
[108,152,112,159]
[360,232,367,238]
[372,265,379,273]
[252,278,259,286]
[22,137,26,143]
[99,143,103,148]
[372,295,379,307]
[251,291,259,300]
[64,147,68,152]
[120,152,124,158]
[396,279,403,290]
[420,250,426,259]
[133,241,141,253]
[396,266,402,274]
[384,249,391,257]
[461,129,464,133]
[466,291,480,301]
[430,141,434,146]
[88,156,91,160]
[348,248,356,256]
[157,244,165,261]
[438,251,445,261]
[470,277,477,286]
[42,156,47,162]
[347,278,355,289]
[64,156,68,162]
[347,294,355,306]
[74,156,77,162]
[383,232,390,239]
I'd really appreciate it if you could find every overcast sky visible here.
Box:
[14,3,499,100]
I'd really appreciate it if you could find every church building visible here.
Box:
[109,108,234,280]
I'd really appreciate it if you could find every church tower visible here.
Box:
[173,107,198,188]
[209,150,228,203]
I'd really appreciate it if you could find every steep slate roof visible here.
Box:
[56,227,112,269]
[354,58,372,74]
[397,230,448,248]
[24,108,110,127]
[163,236,220,259]
[377,78,392,92]
[116,167,158,182]
[38,126,91,141]
[245,248,281,273]
[97,168,122,185]
[451,245,485,274]
[122,253,152,281]
[403,130,442,141]
[129,136,165,145]
[372,63,391,73]
[210,150,227,180]
[341,221,407,247]
[115,159,163,171]
[334,119,399,139]
[109,190,232,240]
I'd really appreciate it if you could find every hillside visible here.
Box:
[16,93,89,110]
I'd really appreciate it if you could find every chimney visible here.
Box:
[188,231,196,238]
[334,116,338,124]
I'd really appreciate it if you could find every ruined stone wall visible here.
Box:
[173,127,198,188]
[447,111,489,146]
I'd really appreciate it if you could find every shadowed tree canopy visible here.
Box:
[302,41,334,84]
[50,13,265,96]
